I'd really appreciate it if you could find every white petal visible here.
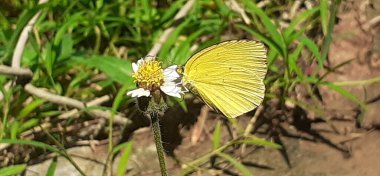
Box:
[137,58,144,66]
[132,63,139,73]
[163,65,180,82]
[165,65,178,70]
[127,88,150,97]
[160,82,182,98]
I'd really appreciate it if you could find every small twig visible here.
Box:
[338,131,372,144]
[0,65,33,77]
[24,83,130,125]
[257,0,271,8]
[25,83,84,108]
[90,110,128,125]
[359,0,370,24]
[0,144,10,151]
[226,0,268,26]
[241,105,264,154]
[147,0,195,56]
[191,105,209,145]
[0,67,124,124]
[290,0,302,19]
[87,95,112,106]
[227,0,251,24]
[11,0,48,68]
[75,139,108,146]
[364,15,380,30]
[20,122,51,138]
[0,0,47,102]
[304,0,315,9]
[58,95,112,119]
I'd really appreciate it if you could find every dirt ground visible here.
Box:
[25,1,380,176]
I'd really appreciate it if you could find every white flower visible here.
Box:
[127,57,184,98]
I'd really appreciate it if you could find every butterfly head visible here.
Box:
[175,65,184,75]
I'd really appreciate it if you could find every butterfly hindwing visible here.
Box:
[183,40,267,118]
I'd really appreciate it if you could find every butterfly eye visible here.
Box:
[176,66,184,75]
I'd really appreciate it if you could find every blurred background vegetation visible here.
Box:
[1,0,379,175]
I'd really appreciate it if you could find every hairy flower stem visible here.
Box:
[138,92,168,175]
[150,113,168,176]
[137,90,168,176]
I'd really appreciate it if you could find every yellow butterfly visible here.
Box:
[181,40,267,118]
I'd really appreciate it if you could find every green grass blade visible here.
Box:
[172,28,205,65]
[108,83,132,153]
[16,99,46,119]
[321,0,340,67]
[112,142,131,154]
[181,139,238,175]
[215,0,231,16]
[243,0,287,56]
[288,44,305,78]
[0,86,12,139]
[112,83,132,112]
[240,135,282,149]
[0,27,7,45]
[46,157,57,176]
[43,41,55,80]
[0,139,61,154]
[116,141,133,176]
[213,121,222,150]
[320,0,329,35]
[141,0,152,22]
[299,36,322,68]
[57,34,73,61]
[167,96,188,112]
[217,152,251,176]
[53,12,84,46]
[0,10,10,30]
[268,49,279,73]
[236,24,283,57]
[0,164,27,176]
[158,17,192,64]
[10,121,20,139]
[1,4,47,62]
[159,0,186,24]
[333,76,380,87]
[322,82,366,109]
[0,139,86,174]
[323,81,366,126]
[74,55,135,87]
[319,59,353,80]
[284,7,319,38]
[20,118,40,132]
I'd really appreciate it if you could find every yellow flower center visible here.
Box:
[133,59,164,91]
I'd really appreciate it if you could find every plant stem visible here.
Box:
[333,76,380,86]
[150,113,168,176]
